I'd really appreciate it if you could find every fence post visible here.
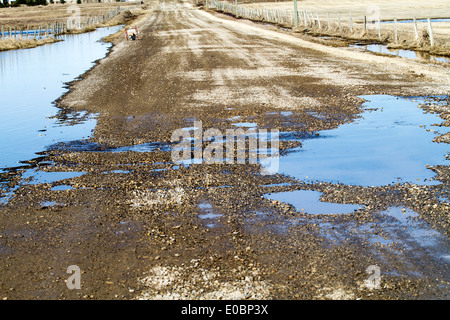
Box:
[235,0,238,18]
[364,16,367,31]
[427,18,434,46]
[413,17,419,40]
[394,18,398,43]
[377,17,381,40]
[316,13,321,29]
[327,13,330,30]
[349,12,353,32]
[338,13,341,31]
[293,0,299,27]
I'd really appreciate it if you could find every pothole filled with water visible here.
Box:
[265,190,363,215]
[268,95,449,186]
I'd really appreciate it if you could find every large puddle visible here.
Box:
[265,190,363,215]
[0,26,123,173]
[271,95,449,186]
[173,95,449,187]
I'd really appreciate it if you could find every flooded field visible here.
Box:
[351,44,450,64]
[0,26,123,172]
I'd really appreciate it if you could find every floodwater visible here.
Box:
[0,26,123,173]
[351,43,450,64]
[21,170,85,185]
[271,95,449,186]
[265,190,363,215]
[172,95,449,186]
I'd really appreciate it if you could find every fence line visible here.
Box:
[204,0,437,46]
[0,4,141,40]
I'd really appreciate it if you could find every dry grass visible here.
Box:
[290,20,450,55]
[0,37,60,51]
[226,0,450,55]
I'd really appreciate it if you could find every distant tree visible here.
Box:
[60,0,65,3]
[76,0,81,4]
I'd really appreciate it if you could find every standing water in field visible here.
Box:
[0,26,123,172]
[351,44,450,64]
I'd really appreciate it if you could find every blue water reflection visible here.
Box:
[0,26,123,171]
[276,95,449,186]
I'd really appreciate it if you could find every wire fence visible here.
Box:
[201,0,439,46]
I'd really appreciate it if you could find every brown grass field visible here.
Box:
[0,2,142,29]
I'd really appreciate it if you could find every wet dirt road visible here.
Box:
[0,0,449,300]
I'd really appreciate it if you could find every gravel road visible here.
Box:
[0,0,448,300]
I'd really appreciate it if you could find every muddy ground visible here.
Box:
[0,0,449,300]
